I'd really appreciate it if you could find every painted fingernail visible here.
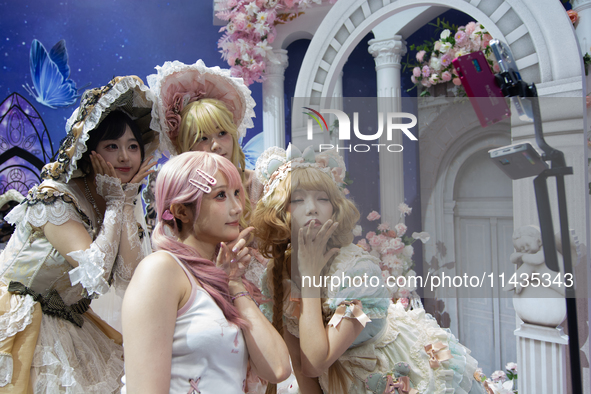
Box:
[231,259,235,264]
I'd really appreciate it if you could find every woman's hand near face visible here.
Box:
[90,151,117,178]
[216,227,254,291]
[129,155,157,185]
[297,219,340,278]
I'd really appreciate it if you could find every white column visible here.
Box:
[368,36,407,224]
[262,49,289,149]
[573,0,591,92]
[515,323,568,393]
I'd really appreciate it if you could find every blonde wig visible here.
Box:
[252,166,359,394]
[178,98,252,225]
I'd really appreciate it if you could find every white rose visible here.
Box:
[440,29,451,39]
[440,42,453,53]
[403,245,414,258]
[430,56,441,71]
[352,225,362,237]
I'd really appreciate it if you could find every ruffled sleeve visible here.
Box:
[6,186,84,228]
[322,245,391,346]
[323,245,390,321]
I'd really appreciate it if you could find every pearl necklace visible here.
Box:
[83,176,103,226]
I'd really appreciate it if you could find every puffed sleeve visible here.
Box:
[322,245,391,346]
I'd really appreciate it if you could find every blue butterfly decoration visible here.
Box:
[23,39,81,109]
[241,131,264,170]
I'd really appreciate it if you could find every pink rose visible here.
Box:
[568,10,579,25]
[315,155,329,167]
[441,71,452,82]
[377,222,390,232]
[357,239,371,252]
[399,297,409,309]
[440,54,452,68]
[366,231,376,240]
[331,167,345,183]
[421,65,431,78]
[493,63,501,73]
[416,50,426,62]
[421,79,432,88]
[465,22,476,35]
[369,235,383,248]
[394,223,407,237]
[452,77,462,86]
[413,67,421,78]
[367,211,381,221]
[386,230,397,238]
[490,370,507,383]
[383,237,405,255]
[411,75,418,84]
[454,31,467,45]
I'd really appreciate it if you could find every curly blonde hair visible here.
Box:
[176,98,252,226]
[252,166,359,394]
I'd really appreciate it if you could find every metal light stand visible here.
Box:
[495,70,581,393]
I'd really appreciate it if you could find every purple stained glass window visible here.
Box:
[0,93,54,194]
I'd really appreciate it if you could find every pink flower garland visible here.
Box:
[216,0,337,85]
[407,21,497,95]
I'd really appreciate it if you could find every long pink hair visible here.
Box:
[152,151,246,327]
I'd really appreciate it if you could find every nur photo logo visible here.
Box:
[303,108,418,153]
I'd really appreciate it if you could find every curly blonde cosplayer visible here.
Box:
[177,98,252,226]
[252,166,359,394]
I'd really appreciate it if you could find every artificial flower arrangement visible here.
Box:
[403,19,497,97]
[216,0,335,85]
[355,203,430,307]
[474,362,518,394]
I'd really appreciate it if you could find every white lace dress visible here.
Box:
[0,175,148,393]
[261,244,486,394]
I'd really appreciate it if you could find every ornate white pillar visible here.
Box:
[262,49,288,149]
[515,323,568,393]
[573,0,591,93]
[368,36,407,224]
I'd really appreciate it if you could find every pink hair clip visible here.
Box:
[162,209,174,221]
[188,169,217,194]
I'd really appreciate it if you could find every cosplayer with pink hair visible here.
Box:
[121,152,290,394]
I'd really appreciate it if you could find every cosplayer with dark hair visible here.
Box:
[0,75,159,393]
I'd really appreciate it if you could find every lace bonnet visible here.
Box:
[255,144,348,204]
[41,75,160,182]
[147,60,256,156]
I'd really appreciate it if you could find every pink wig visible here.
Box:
[152,151,246,327]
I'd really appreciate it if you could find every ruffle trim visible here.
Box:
[31,315,124,393]
[147,59,256,155]
[0,293,36,342]
[62,77,156,183]
[68,244,109,298]
[0,353,12,387]
[387,303,479,394]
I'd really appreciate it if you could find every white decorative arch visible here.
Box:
[292,0,582,130]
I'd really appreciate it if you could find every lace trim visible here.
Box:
[95,174,125,202]
[68,244,109,298]
[68,195,121,297]
[147,59,256,155]
[0,293,36,342]
[0,353,12,387]
[58,76,156,183]
[7,186,90,228]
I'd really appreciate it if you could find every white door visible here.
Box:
[452,149,516,376]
